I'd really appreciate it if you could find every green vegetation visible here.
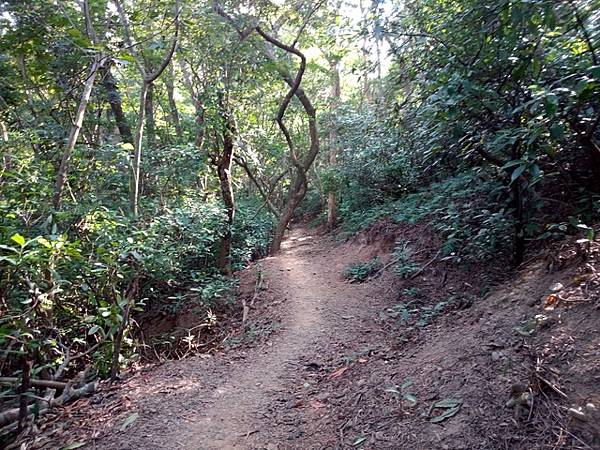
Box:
[343,257,382,283]
[0,0,599,441]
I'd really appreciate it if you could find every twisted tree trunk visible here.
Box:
[254,27,320,254]
[216,103,236,275]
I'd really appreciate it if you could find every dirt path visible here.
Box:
[27,223,600,449]
[88,226,388,450]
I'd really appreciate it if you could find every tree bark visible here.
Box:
[18,356,32,431]
[101,65,133,144]
[215,101,236,275]
[327,59,340,229]
[144,82,156,148]
[0,121,7,142]
[270,175,307,252]
[130,81,148,217]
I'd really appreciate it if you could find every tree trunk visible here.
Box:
[101,65,133,144]
[271,175,307,252]
[113,0,180,217]
[144,82,156,148]
[54,56,102,210]
[327,60,340,229]
[253,28,320,255]
[18,356,32,431]
[130,81,149,217]
[166,63,183,142]
[216,106,236,275]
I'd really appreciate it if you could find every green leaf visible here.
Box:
[511,164,527,183]
[88,325,101,335]
[0,244,20,253]
[120,412,139,431]
[543,93,558,117]
[0,256,17,265]
[37,237,52,248]
[550,123,564,140]
[501,159,525,169]
[11,233,26,247]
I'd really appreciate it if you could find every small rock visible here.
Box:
[585,402,597,412]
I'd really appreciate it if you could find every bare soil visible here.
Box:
[26,224,600,449]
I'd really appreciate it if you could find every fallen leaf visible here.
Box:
[403,393,418,406]
[328,366,348,380]
[353,436,367,446]
[428,398,462,423]
[543,294,559,310]
[120,412,139,431]
[430,404,461,423]
[433,398,462,408]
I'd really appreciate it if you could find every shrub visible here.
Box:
[343,257,382,283]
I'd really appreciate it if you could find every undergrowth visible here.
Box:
[343,257,382,283]
[338,172,514,263]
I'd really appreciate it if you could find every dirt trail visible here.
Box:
[26,222,600,449]
[89,226,387,449]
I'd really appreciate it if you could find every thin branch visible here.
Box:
[112,0,147,77]
[571,1,597,65]
[255,26,306,171]
[146,0,181,83]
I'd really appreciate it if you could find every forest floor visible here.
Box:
[24,224,600,449]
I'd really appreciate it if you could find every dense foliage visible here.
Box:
[0,0,598,440]
[325,0,600,265]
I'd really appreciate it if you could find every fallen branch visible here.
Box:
[243,267,264,323]
[371,258,398,279]
[242,297,249,324]
[250,268,264,307]
[535,373,568,399]
[410,249,442,279]
[0,379,97,429]
[0,378,68,390]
